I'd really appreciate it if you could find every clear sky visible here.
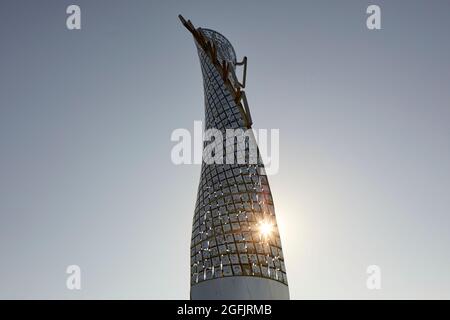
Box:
[0,0,450,299]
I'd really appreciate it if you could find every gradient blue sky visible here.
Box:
[0,0,450,299]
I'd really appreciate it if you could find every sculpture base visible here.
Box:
[191,276,290,300]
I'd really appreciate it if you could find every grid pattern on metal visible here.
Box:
[200,28,237,67]
[190,40,288,287]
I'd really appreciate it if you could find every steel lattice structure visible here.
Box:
[180,15,289,300]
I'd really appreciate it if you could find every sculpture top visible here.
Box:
[179,14,251,127]
[199,28,237,67]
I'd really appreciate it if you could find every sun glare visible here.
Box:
[258,221,273,239]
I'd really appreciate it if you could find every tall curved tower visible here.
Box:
[180,16,289,300]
